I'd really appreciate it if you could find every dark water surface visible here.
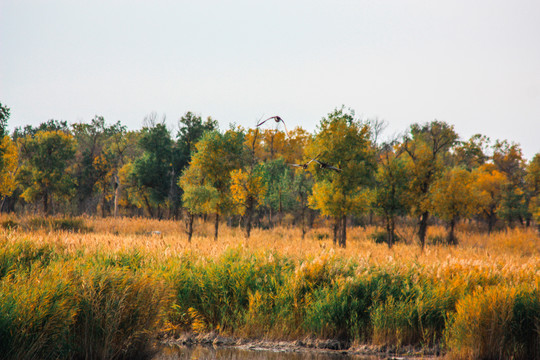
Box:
[155,346,389,360]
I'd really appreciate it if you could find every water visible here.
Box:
[155,346,388,360]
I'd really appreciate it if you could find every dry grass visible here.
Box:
[2,215,537,274]
[0,215,538,359]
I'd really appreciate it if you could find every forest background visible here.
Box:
[1,101,538,248]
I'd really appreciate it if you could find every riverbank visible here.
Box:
[159,332,441,359]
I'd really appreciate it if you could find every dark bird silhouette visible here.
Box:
[256,116,290,138]
[314,159,342,172]
[288,154,320,170]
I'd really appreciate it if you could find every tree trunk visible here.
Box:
[245,198,254,239]
[386,215,395,248]
[418,211,429,250]
[301,206,306,239]
[43,190,49,215]
[143,195,154,218]
[113,179,119,218]
[186,211,194,242]
[447,217,458,245]
[487,210,496,235]
[332,217,339,245]
[214,213,219,241]
[339,215,347,248]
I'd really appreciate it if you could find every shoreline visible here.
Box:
[160,332,442,359]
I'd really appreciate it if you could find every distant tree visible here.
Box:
[71,116,113,214]
[473,164,507,234]
[430,167,481,245]
[175,111,218,216]
[128,117,173,217]
[0,103,11,176]
[492,140,528,226]
[401,120,458,249]
[307,107,376,247]
[372,143,410,248]
[0,135,19,211]
[261,158,295,227]
[19,130,76,214]
[229,128,267,239]
[179,129,244,241]
[291,168,314,239]
[525,154,540,230]
[0,102,9,141]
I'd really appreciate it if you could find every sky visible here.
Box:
[1,0,539,159]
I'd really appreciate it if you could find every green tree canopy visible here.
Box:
[307,106,376,247]
[401,120,458,248]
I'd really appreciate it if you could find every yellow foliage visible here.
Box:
[230,168,267,215]
[0,135,18,198]
[430,167,481,221]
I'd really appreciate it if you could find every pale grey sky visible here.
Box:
[1,0,539,158]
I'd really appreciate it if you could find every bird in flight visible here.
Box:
[314,159,342,172]
[289,153,321,170]
[256,116,289,138]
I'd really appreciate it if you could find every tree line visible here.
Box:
[0,102,539,247]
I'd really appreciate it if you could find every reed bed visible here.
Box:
[0,215,538,359]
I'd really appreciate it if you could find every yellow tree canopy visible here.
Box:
[229,168,267,216]
[246,127,309,164]
[473,163,507,215]
[430,167,481,222]
[0,135,18,198]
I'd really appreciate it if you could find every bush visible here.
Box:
[370,231,401,245]
[1,219,18,230]
[445,286,540,360]
[27,217,92,232]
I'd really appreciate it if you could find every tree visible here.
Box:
[19,130,76,214]
[229,128,267,239]
[0,135,19,211]
[492,140,528,226]
[474,164,507,234]
[525,154,540,231]
[0,102,11,173]
[175,112,218,217]
[179,129,244,241]
[71,116,125,215]
[372,143,410,248]
[128,117,173,217]
[0,103,10,139]
[261,159,295,227]
[230,165,267,238]
[430,167,481,244]
[401,120,458,249]
[307,107,376,247]
[453,134,490,170]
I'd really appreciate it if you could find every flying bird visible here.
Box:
[288,154,321,170]
[256,116,290,138]
[314,159,342,172]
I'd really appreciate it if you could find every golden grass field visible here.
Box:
[5,215,538,274]
[0,215,538,359]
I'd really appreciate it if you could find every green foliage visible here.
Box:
[0,102,9,139]
[26,217,91,232]
[0,237,537,358]
[18,129,76,214]
[180,129,245,238]
[127,121,173,216]
[307,106,377,246]
[401,120,458,247]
